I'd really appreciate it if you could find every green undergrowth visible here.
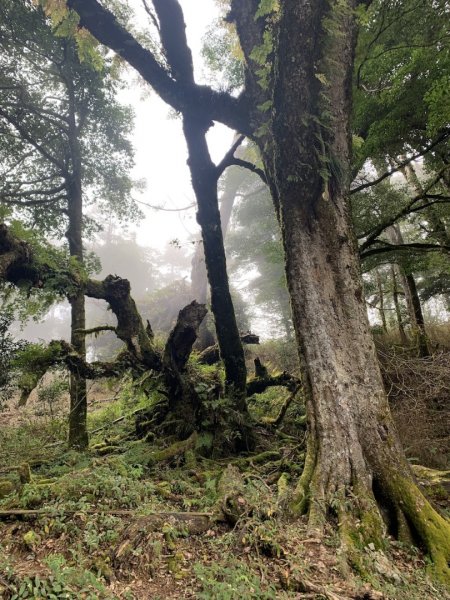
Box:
[0,381,448,599]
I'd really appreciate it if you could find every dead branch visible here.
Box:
[246,375,300,395]
[75,325,117,336]
[198,332,260,365]
[163,302,208,373]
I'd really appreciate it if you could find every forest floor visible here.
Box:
[0,347,449,599]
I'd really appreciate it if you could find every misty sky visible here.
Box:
[120,0,235,250]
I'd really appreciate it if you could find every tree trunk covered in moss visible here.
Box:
[258,0,449,579]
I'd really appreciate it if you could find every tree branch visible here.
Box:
[66,0,250,134]
[247,372,300,396]
[360,242,450,260]
[215,134,245,178]
[75,325,117,336]
[0,183,66,199]
[0,108,67,173]
[350,131,450,194]
[358,166,450,250]
[229,157,268,184]
[152,0,194,84]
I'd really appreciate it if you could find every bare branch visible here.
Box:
[66,0,249,134]
[75,325,117,336]
[350,131,450,194]
[360,242,450,260]
[136,199,195,212]
[215,134,245,178]
[230,157,268,185]
[358,166,450,250]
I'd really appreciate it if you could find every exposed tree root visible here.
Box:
[291,434,450,585]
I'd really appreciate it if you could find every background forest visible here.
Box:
[0,0,449,598]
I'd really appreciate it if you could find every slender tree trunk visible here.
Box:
[66,177,88,449]
[387,226,430,357]
[390,266,408,345]
[65,61,88,449]
[375,270,388,333]
[191,167,244,350]
[183,116,247,406]
[259,0,449,578]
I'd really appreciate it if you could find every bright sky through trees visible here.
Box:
[121,0,234,249]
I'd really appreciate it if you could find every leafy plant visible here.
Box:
[194,561,280,600]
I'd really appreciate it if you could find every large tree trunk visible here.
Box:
[260,0,449,578]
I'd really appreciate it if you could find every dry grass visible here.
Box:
[378,347,449,469]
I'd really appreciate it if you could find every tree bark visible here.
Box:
[390,265,408,345]
[375,270,388,333]
[191,166,245,350]
[183,115,247,407]
[387,226,430,357]
[257,0,449,578]
[66,168,88,450]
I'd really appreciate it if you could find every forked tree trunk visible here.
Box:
[262,0,449,579]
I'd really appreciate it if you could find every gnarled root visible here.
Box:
[291,436,450,584]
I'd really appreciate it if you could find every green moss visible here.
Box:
[18,462,32,484]
[390,474,450,585]
[0,479,15,499]
[148,432,198,466]
[277,472,290,504]
[290,437,316,516]
[234,450,281,469]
